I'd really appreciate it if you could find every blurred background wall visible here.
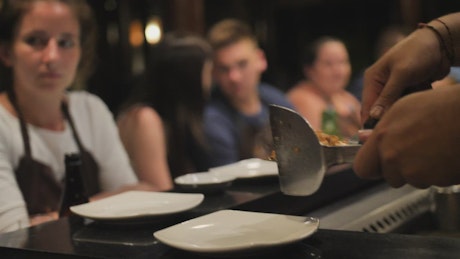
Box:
[86,0,460,114]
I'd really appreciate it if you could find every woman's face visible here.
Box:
[1,1,81,97]
[306,41,351,96]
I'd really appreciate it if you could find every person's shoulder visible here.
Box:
[67,91,116,127]
[289,84,325,110]
[68,90,99,100]
[258,83,284,100]
[0,97,12,122]
[286,81,311,96]
[339,89,360,103]
[68,90,107,110]
[204,98,235,126]
[259,82,284,94]
[204,101,232,122]
[0,98,15,137]
[259,82,295,108]
[206,88,233,115]
[288,88,314,103]
[118,104,162,129]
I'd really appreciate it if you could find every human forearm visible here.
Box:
[29,212,58,226]
[426,12,460,66]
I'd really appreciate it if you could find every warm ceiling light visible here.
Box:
[145,17,162,45]
[129,20,144,47]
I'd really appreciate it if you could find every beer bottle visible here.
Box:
[58,153,89,218]
[321,105,340,137]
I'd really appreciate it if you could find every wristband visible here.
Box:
[418,22,455,65]
[434,18,455,63]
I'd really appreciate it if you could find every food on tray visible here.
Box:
[269,150,277,161]
[315,130,348,146]
[269,130,350,162]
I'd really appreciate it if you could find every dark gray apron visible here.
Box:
[9,92,100,215]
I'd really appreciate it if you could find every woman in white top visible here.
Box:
[0,0,149,232]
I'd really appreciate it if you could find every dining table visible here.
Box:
[1,167,460,259]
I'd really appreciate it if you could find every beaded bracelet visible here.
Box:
[418,22,455,65]
[434,18,456,63]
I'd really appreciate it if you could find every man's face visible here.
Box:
[212,39,267,102]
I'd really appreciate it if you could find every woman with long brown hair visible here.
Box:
[117,32,213,189]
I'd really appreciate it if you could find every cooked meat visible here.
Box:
[315,131,347,146]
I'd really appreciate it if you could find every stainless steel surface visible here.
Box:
[432,185,460,232]
[269,105,324,196]
[323,145,361,165]
[269,105,361,196]
[309,184,432,233]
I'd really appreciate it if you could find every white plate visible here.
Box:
[70,191,204,221]
[154,209,319,253]
[174,172,235,193]
[209,158,278,179]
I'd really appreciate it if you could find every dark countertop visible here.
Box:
[1,168,459,259]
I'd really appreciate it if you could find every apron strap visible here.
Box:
[61,101,85,153]
[6,89,32,157]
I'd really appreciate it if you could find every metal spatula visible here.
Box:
[269,104,361,196]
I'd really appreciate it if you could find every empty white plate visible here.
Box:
[154,209,319,254]
[209,158,279,179]
[70,191,204,221]
[174,172,235,193]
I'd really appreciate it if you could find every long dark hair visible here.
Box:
[126,31,212,176]
[301,36,344,68]
[0,0,97,89]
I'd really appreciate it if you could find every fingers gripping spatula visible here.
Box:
[269,105,361,196]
